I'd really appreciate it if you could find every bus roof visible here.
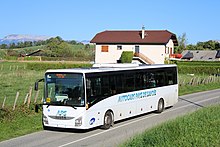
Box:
[45,64,177,74]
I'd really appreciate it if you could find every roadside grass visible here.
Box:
[179,82,220,96]
[178,73,220,95]
[121,104,220,147]
[0,106,42,142]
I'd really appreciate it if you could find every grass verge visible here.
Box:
[121,104,220,147]
[0,106,42,142]
[179,82,220,96]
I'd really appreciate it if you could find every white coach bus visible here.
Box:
[35,64,178,130]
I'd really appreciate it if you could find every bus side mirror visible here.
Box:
[34,78,44,91]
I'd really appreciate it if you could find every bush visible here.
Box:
[120,51,134,63]
[0,50,6,59]
[4,56,18,60]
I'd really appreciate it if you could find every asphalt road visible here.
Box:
[1,89,220,147]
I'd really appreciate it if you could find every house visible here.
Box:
[181,50,220,61]
[90,27,178,64]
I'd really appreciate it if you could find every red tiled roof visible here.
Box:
[90,30,178,46]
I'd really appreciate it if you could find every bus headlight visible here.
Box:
[43,114,48,124]
[75,117,82,126]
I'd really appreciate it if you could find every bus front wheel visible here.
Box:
[156,98,164,113]
[101,111,113,130]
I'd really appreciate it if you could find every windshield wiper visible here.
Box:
[44,102,77,109]
[46,104,50,108]
[66,105,77,109]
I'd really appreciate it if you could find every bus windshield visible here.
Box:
[45,73,85,107]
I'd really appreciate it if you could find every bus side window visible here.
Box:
[115,74,123,94]
[101,76,110,96]
[135,72,144,90]
[167,74,174,85]
[146,72,156,88]
[155,71,165,87]
[124,73,135,92]
[109,76,116,95]
[166,69,176,85]
[86,77,101,104]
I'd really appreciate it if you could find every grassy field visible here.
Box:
[0,61,220,142]
[1,44,95,61]
[0,62,44,106]
[121,104,220,147]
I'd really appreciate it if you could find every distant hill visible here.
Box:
[0,34,51,45]
[80,40,91,44]
[0,34,91,45]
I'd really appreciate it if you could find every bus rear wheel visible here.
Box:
[101,111,113,130]
[156,98,164,113]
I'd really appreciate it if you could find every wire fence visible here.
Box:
[179,75,220,87]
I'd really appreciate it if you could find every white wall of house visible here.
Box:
[139,44,165,64]
[95,44,133,63]
[165,39,174,58]
[95,39,174,64]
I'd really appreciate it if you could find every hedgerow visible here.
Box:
[26,62,92,71]
[175,61,220,74]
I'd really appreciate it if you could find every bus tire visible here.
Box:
[43,125,49,130]
[156,98,164,113]
[101,111,113,130]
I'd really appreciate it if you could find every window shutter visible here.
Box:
[101,46,109,52]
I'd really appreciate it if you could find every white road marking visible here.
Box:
[58,96,220,147]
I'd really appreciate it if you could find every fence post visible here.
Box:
[196,77,200,85]
[13,92,19,111]
[27,86,32,108]
[2,96,7,109]
[34,90,40,103]
[192,77,197,86]
[24,93,29,104]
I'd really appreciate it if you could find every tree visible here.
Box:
[204,40,216,50]
[85,44,90,49]
[194,40,219,50]
[45,36,72,57]
[215,41,220,50]
[175,33,187,53]
[68,40,77,45]
[186,44,196,50]
[9,43,16,49]
[0,44,7,49]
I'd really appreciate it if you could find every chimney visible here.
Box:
[142,25,145,39]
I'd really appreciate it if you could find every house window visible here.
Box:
[101,46,109,52]
[117,45,122,50]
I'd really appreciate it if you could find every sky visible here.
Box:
[0,0,220,44]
